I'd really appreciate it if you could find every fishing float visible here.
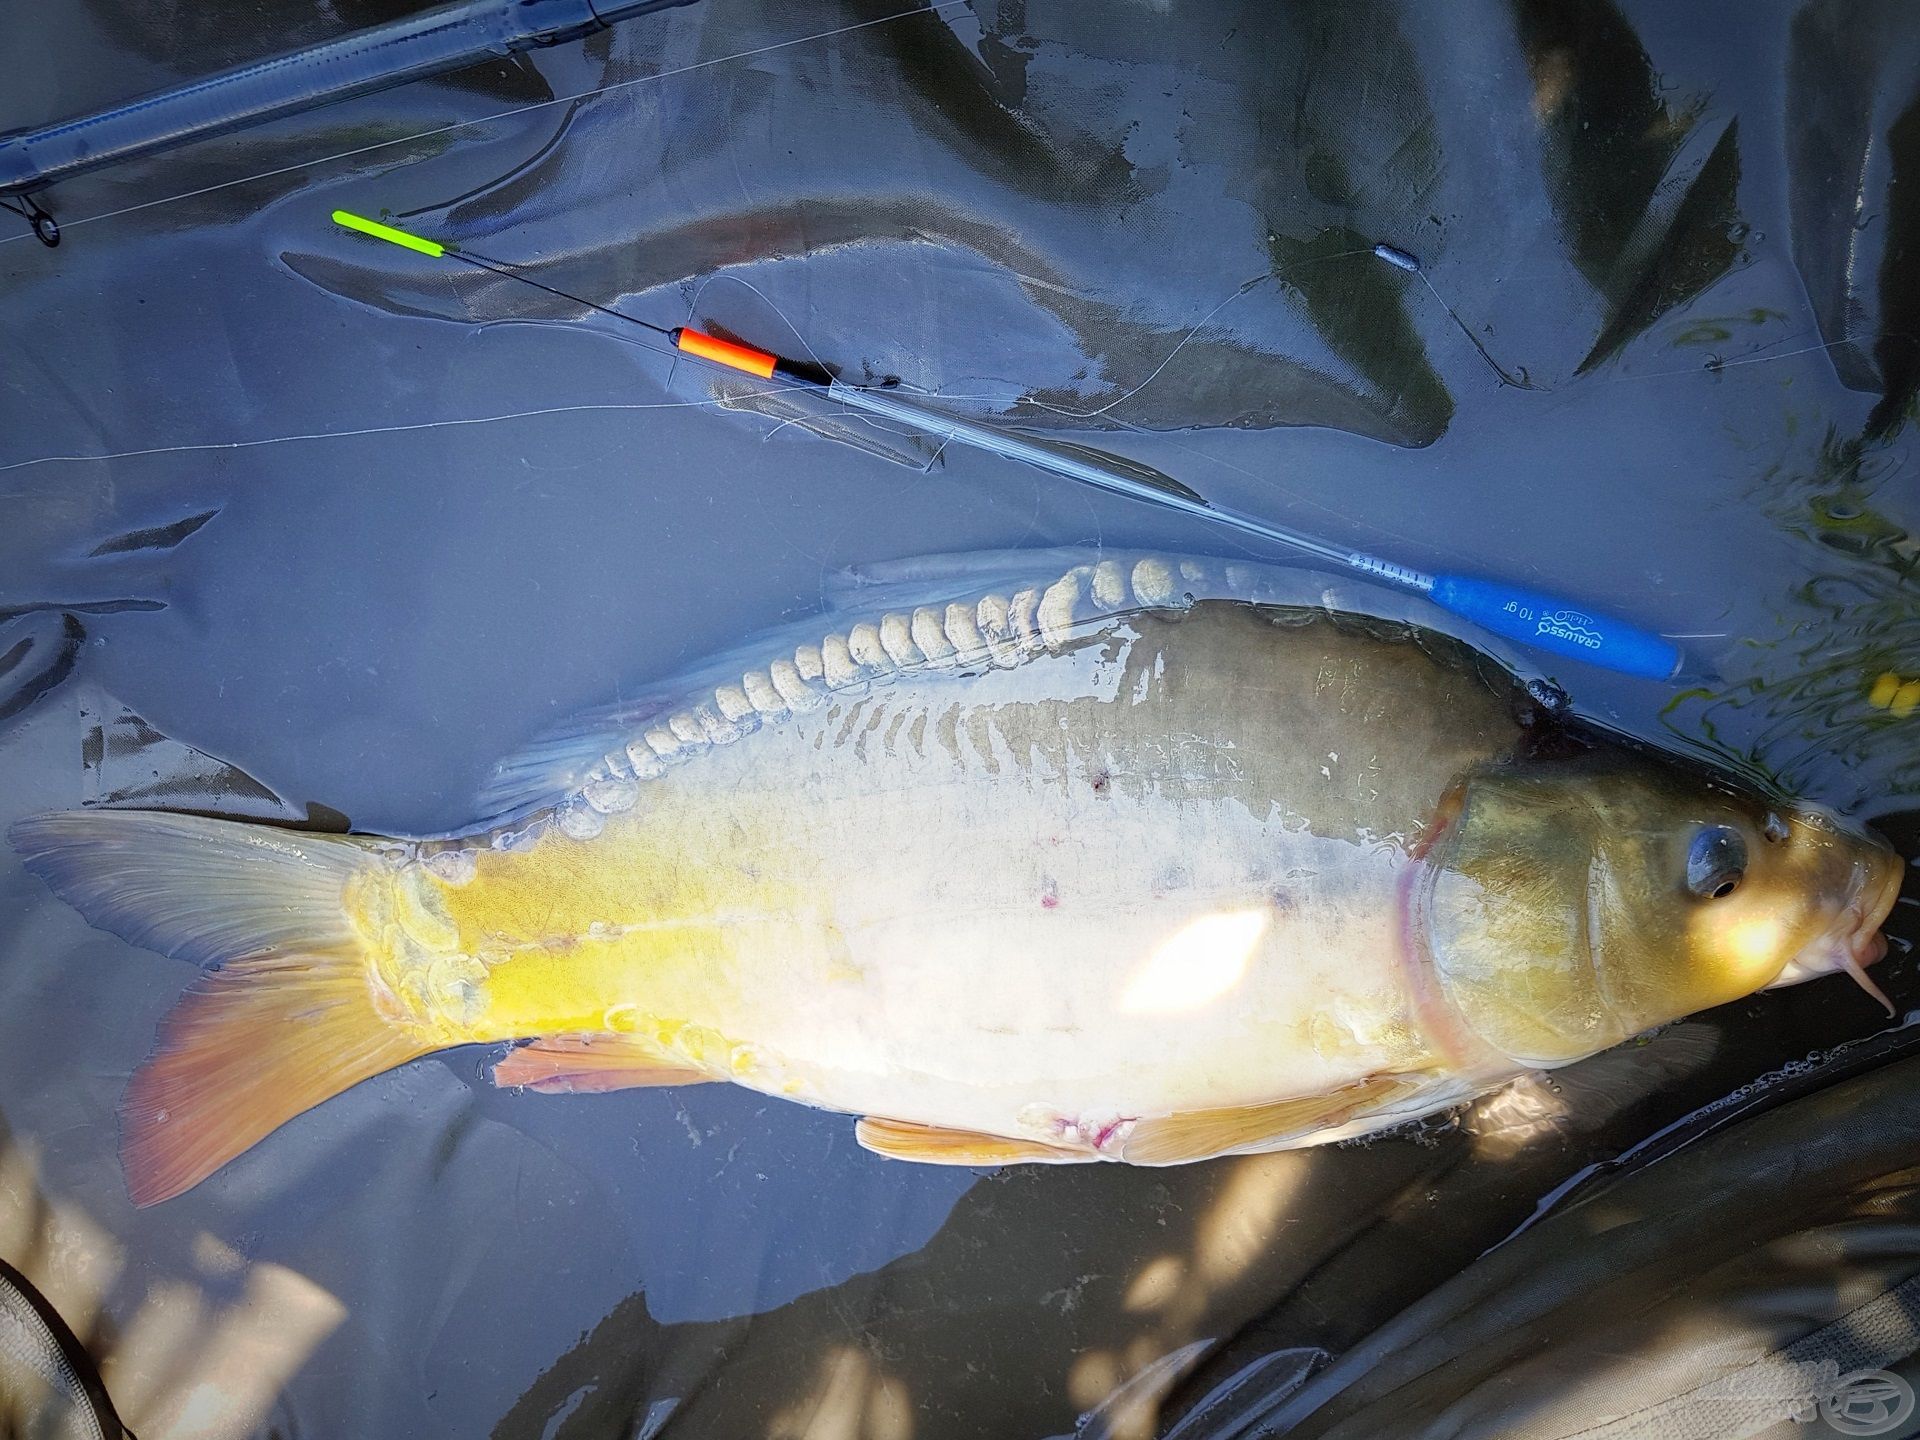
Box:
[330,209,1687,683]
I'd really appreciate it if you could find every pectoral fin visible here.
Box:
[492,1034,712,1094]
[855,1117,1088,1165]
[1120,1075,1422,1165]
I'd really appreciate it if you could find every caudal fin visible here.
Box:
[10,810,430,1206]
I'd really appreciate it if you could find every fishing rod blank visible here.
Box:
[0,0,699,246]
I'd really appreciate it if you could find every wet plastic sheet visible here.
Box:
[1172,1024,1920,1440]
[1,2,1919,1438]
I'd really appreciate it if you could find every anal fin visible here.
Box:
[855,1116,1088,1165]
[1120,1075,1422,1165]
[491,1033,712,1095]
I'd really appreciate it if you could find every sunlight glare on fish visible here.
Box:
[1119,908,1271,1015]
[1725,914,1786,972]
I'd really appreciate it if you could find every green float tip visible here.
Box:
[330,210,445,257]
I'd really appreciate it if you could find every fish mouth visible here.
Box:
[1769,847,1903,991]
[1843,851,1903,967]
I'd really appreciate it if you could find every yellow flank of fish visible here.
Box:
[366,813,797,1053]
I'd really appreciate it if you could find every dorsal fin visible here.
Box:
[474,551,1256,821]
[471,549,1458,826]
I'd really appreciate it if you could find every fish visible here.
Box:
[8,552,1903,1207]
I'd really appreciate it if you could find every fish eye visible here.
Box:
[1686,825,1748,899]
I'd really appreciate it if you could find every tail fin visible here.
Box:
[10,810,431,1206]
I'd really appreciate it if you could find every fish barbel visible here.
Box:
[10,553,1903,1205]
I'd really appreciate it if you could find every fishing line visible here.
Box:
[0,194,59,245]
[974,390,1401,542]
[0,0,971,250]
[685,272,837,377]
[1367,242,1544,391]
[0,232,846,475]
[389,100,579,225]
[863,242,1532,418]
[0,390,825,476]
[1613,332,1884,383]
[854,385,1366,564]
[1414,267,1544,391]
[1003,271,1289,422]
[674,270,836,405]
[456,248,683,341]
[825,253,1359,427]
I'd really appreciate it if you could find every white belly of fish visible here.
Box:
[622,655,1436,1145]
